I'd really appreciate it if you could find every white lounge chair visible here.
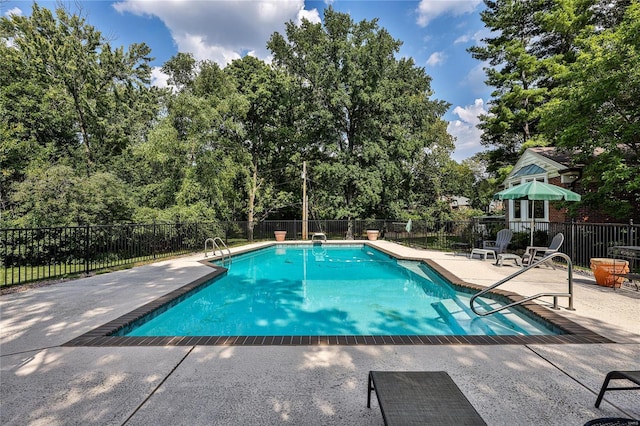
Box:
[482,229,513,254]
[470,229,513,261]
[522,233,564,267]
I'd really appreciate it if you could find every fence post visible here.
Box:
[152,221,157,259]
[194,222,199,251]
[424,219,428,248]
[571,219,576,263]
[85,224,90,276]
[1,229,5,286]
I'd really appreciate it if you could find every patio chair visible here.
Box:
[482,229,513,254]
[594,370,640,408]
[522,232,564,267]
[367,371,486,425]
[470,229,513,261]
[584,418,640,425]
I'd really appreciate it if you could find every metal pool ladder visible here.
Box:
[311,232,327,243]
[204,237,231,264]
[470,252,575,316]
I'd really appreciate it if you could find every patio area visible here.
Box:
[1,241,638,425]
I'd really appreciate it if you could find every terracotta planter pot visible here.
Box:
[274,231,287,242]
[590,258,629,287]
[366,230,379,241]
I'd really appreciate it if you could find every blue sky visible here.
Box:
[3,0,492,161]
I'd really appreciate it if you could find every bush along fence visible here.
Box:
[1,219,638,287]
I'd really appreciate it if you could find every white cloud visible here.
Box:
[454,34,470,44]
[461,62,489,95]
[174,33,241,65]
[426,51,446,66]
[447,99,487,161]
[416,0,482,27]
[4,7,22,17]
[113,0,316,66]
[427,52,447,67]
[297,8,321,25]
[452,99,485,125]
[150,67,171,89]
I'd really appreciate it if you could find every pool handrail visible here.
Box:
[470,252,574,316]
[311,232,327,243]
[204,237,231,264]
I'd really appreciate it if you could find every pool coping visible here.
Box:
[63,243,613,347]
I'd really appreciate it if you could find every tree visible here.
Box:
[470,0,635,180]
[1,4,157,225]
[225,56,296,239]
[132,54,244,223]
[469,0,551,172]
[268,8,451,220]
[11,165,133,227]
[161,52,197,91]
[541,1,640,219]
[1,4,154,174]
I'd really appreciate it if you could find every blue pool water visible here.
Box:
[122,244,558,337]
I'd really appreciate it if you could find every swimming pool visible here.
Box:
[64,242,612,346]
[117,244,558,337]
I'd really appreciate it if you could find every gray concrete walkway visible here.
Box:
[2,241,639,425]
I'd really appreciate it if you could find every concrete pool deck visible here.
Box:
[1,241,638,425]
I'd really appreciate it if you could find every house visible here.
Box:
[446,196,471,210]
[502,147,580,225]
[502,147,588,224]
[502,147,637,224]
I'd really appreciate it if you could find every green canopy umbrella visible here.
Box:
[494,180,581,246]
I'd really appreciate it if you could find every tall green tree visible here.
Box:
[225,56,296,239]
[541,1,640,219]
[469,0,551,172]
[11,165,133,226]
[1,4,154,173]
[470,0,634,177]
[1,4,157,225]
[268,8,451,220]
[132,54,245,223]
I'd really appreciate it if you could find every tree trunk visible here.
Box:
[70,90,93,175]
[247,161,258,242]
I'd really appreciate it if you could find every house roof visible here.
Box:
[503,148,574,186]
[528,147,576,166]
[440,195,470,207]
[512,164,546,177]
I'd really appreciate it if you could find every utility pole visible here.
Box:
[302,161,308,240]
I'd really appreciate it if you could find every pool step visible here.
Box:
[399,261,535,335]
[397,261,437,282]
[433,299,496,335]
[431,301,467,334]
[471,297,535,335]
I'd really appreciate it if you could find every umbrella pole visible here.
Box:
[530,200,535,246]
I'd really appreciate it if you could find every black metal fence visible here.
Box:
[2,219,638,287]
[385,219,639,274]
[1,222,220,287]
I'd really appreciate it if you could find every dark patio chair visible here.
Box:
[594,370,640,408]
[584,418,639,426]
[367,371,486,425]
